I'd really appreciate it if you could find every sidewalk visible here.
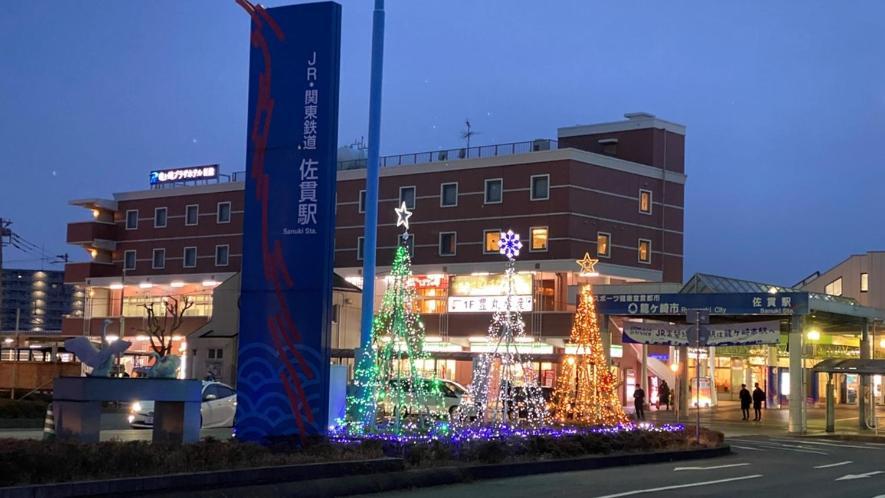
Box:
[630,400,881,438]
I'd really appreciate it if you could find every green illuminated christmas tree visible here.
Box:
[346,203,444,435]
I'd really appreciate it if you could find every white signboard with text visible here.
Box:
[448,295,533,313]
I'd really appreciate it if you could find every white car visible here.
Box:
[378,378,467,419]
[128,381,237,429]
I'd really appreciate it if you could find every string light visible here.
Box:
[552,285,629,426]
[344,207,444,437]
[457,229,547,429]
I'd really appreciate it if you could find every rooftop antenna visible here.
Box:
[461,119,478,150]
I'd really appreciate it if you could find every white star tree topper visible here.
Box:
[395,201,413,232]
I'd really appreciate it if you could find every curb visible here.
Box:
[137,446,733,498]
[0,447,729,498]
[803,434,885,443]
[0,458,405,498]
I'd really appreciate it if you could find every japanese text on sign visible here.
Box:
[298,52,319,228]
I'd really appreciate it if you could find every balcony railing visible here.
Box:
[337,139,557,171]
[150,140,557,189]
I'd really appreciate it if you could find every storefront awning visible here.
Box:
[812,359,885,375]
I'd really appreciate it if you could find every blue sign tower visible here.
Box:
[235,1,342,443]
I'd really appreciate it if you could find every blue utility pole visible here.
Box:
[358,0,385,362]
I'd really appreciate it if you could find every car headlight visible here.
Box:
[132,401,142,413]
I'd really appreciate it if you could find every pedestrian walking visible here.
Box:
[752,382,765,421]
[658,380,671,411]
[739,383,751,421]
[633,384,646,421]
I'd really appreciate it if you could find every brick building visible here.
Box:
[62,113,687,393]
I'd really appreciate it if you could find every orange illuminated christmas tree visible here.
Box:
[552,255,628,426]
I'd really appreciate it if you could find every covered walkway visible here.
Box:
[594,273,885,434]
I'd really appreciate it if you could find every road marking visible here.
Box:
[732,445,765,451]
[674,463,751,471]
[772,438,880,450]
[814,461,853,469]
[835,471,883,481]
[729,439,828,455]
[592,474,764,498]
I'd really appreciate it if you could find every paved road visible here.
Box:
[373,435,885,498]
[0,412,232,441]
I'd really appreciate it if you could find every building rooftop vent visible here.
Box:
[624,112,656,120]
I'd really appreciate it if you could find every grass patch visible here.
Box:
[0,426,723,487]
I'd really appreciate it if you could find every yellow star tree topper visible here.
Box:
[552,257,628,425]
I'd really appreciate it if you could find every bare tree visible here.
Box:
[141,295,195,356]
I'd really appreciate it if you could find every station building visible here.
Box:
[54,112,687,397]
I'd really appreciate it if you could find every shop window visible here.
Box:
[530,226,548,251]
[484,179,503,204]
[861,273,869,293]
[440,182,458,207]
[125,210,138,230]
[152,248,165,270]
[154,207,167,228]
[597,232,611,258]
[530,174,549,201]
[399,186,416,209]
[185,204,199,226]
[825,277,843,296]
[215,245,229,267]
[639,189,652,214]
[123,250,136,271]
[439,232,456,256]
[638,239,651,264]
[483,230,501,254]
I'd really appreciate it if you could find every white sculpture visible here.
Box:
[64,319,131,377]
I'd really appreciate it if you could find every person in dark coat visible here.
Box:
[658,380,671,411]
[739,384,752,421]
[752,382,765,421]
[633,384,646,421]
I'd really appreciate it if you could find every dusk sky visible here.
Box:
[2,0,883,285]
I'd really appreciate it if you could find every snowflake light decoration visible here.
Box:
[498,229,522,260]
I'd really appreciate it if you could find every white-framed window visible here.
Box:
[484,179,503,204]
[152,248,166,269]
[529,226,548,252]
[399,234,415,257]
[358,190,367,213]
[154,207,167,228]
[439,232,457,256]
[399,186,416,209]
[825,277,843,296]
[597,232,611,258]
[638,239,652,264]
[215,245,230,266]
[125,210,138,230]
[440,182,458,207]
[639,189,653,215]
[183,247,197,268]
[530,174,550,201]
[217,202,231,224]
[861,273,869,293]
[356,237,365,261]
[123,250,136,271]
[185,204,199,226]
[483,229,502,254]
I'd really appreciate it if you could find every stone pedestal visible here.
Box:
[53,377,202,444]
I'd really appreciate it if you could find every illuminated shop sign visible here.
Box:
[447,273,533,313]
[450,274,532,296]
[150,165,219,185]
[448,295,532,313]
